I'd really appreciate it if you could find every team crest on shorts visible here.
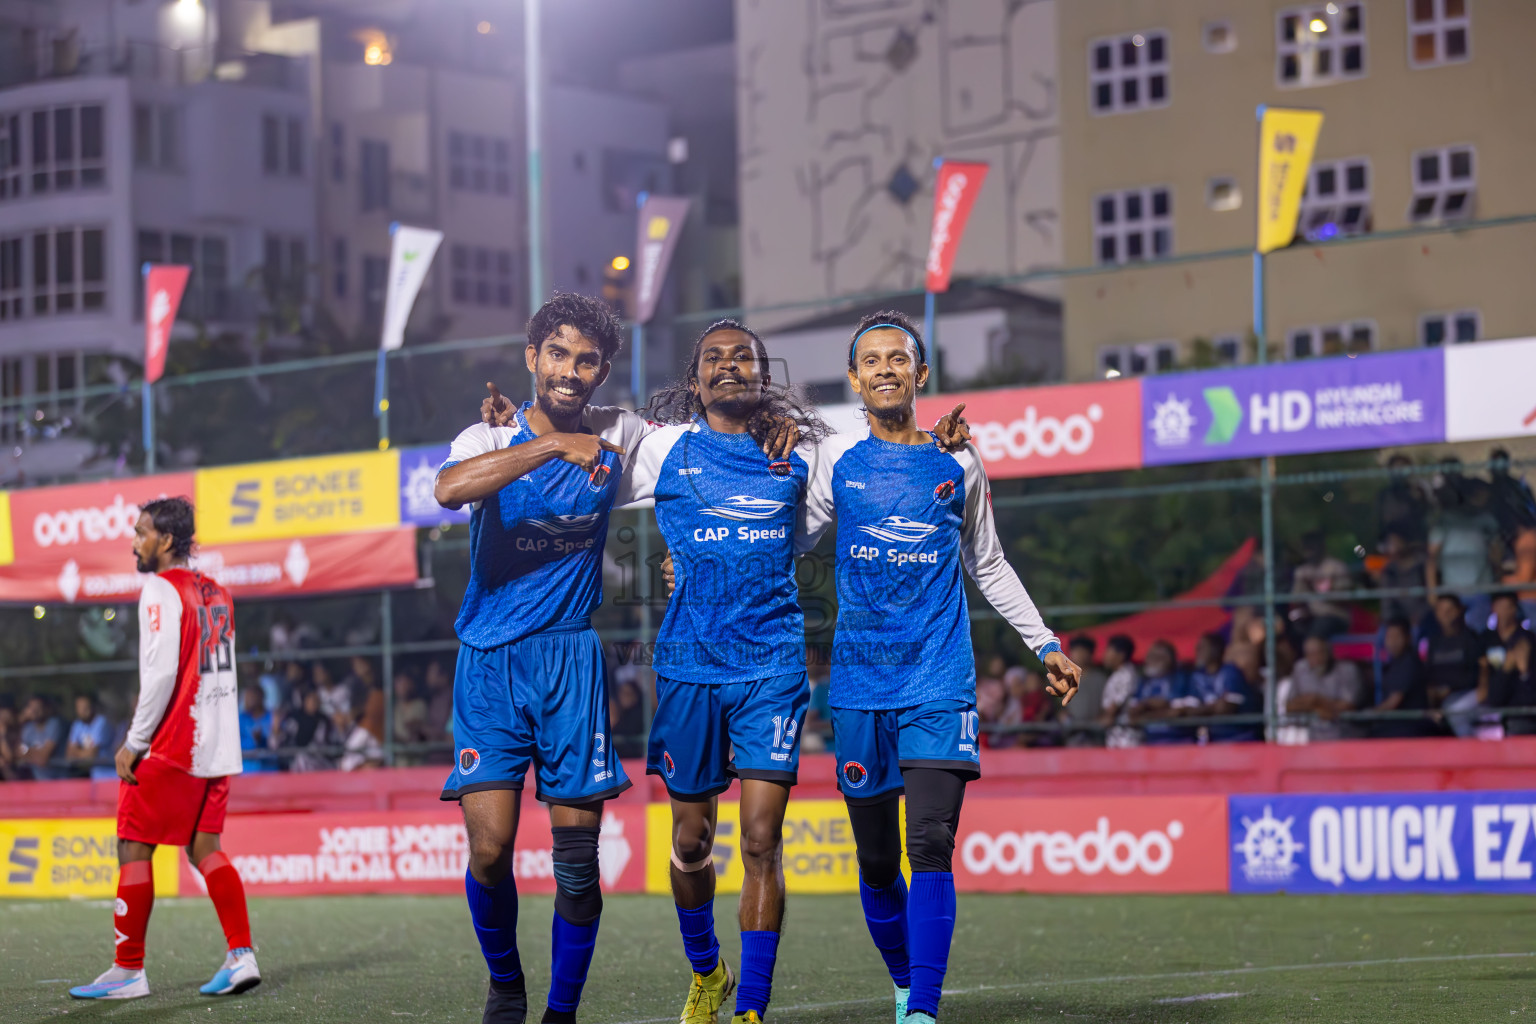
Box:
[662,751,676,778]
[588,462,611,491]
[768,460,793,478]
[932,479,956,503]
[842,760,868,790]
[459,748,481,775]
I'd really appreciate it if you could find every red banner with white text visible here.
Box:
[144,264,191,384]
[925,161,988,292]
[177,807,648,898]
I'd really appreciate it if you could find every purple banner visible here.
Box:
[398,444,471,528]
[1141,349,1445,466]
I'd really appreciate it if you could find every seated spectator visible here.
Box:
[314,660,354,737]
[256,661,288,717]
[340,682,386,771]
[65,694,114,780]
[1014,667,1057,748]
[1127,640,1189,744]
[1063,637,1107,747]
[343,656,380,714]
[1099,634,1141,749]
[423,658,454,744]
[1487,631,1536,737]
[1377,454,1429,547]
[1426,593,1485,737]
[238,686,275,773]
[278,687,340,772]
[1287,635,1365,741]
[976,676,1010,748]
[1504,527,1536,615]
[392,669,430,763]
[1375,531,1429,631]
[0,700,21,780]
[1291,531,1353,638]
[1372,617,1432,738]
[1488,448,1536,546]
[1181,632,1262,743]
[1428,459,1501,627]
[18,696,65,780]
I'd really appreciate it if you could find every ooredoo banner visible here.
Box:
[7,473,196,566]
[914,378,1142,480]
[955,796,1228,894]
[181,807,646,898]
[1230,791,1536,894]
[1142,349,1445,466]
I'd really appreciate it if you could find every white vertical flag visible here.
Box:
[380,223,444,351]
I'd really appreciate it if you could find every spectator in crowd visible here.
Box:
[1063,637,1107,747]
[1488,448,1536,545]
[278,687,340,771]
[392,669,431,764]
[1377,454,1430,546]
[1479,591,1533,732]
[1287,635,1365,741]
[1428,457,1501,627]
[1504,526,1536,614]
[314,659,353,738]
[65,694,114,779]
[976,675,1010,748]
[256,661,288,717]
[340,680,386,771]
[1426,593,1485,737]
[0,700,21,780]
[1221,642,1268,743]
[1372,617,1432,739]
[1127,640,1189,744]
[344,655,380,712]
[1486,630,1536,737]
[1013,667,1057,748]
[1374,531,1430,630]
[609,677,646,759]
[18,695,65,780]
[1180,632,1262,743]
[1099,634,1141,749]
[423,658,454,744]
[1291,531,1354,638]
[238,686,275,773]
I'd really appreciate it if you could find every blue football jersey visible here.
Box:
[442,402,654,650]
[617,419,811,684]
[804,433,1059,711]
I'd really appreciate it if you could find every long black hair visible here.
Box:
[644,319,833,447]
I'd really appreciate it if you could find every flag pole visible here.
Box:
[923,289,937,395]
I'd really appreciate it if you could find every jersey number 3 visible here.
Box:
[197,604,233,673]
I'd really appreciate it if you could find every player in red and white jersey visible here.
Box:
[70,497,261,1002]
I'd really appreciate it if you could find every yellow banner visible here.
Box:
[646,799,909,895]
[0,819,179,899]
[0,491,12,566]
[195,450,399,544]
[1256,106,1324,254]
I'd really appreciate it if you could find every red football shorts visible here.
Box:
[117,755,230,847]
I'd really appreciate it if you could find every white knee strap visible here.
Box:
[671,850,714,873]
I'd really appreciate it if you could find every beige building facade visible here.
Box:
[1058,0,1536,382]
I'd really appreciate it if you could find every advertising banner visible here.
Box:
[6,473,196,568]
[1256,107,1323,254]
[955,796,1228,894]
[925,161,989,293]
[143,264,191,384]
[1142,349,1445,466]
[381,225,445,352]
[1444,336,1536,443]
[195,451,399,544]
[183,808,645,898]
[0,527,418,604]
[0,491,11,566]
[1230,791,1536,894]
[646,799,882,895]
[0,818,179,898]
[398,444,471,528]
[633,196,691,324]
[915,379,1142,480]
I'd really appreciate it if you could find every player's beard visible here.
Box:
[134,552,155,574]
[535,374,590,420]
[704,374,762,421]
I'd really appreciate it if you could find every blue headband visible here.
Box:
[849,323,926,364]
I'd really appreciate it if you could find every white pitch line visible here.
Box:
[607,950,1536,1024]
[1155,991,1244,1004]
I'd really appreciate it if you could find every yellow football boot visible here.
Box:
[679,957,734,1024]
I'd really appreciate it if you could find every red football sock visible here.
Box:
[113,860,155,970]
[196,851,253,951]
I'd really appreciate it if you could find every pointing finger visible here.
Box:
[599,439,627,455]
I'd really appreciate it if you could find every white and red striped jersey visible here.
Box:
[124,567,242,778]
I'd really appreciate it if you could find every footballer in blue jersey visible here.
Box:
[434,295,654,1024]
[800,310,1082,1024]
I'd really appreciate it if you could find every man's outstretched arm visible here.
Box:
[434,422,623,510]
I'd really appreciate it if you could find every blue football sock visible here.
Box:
[859,873,911,988]
[547,910,600,1013]
[675,900,721,974]
[464,869,523,984]
[734,930,780,1016]
[906,872,956,1018]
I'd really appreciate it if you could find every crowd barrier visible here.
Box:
[4,740,1533,899]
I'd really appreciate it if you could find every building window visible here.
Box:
[136,230,228,320]
[1099,341,1176,377]
[1203,21,1237,53]
[360,138,390,211]
[0,114,20,199]
[450,245,513,308]
[1093,187,1173,265]
[1089,30,1169,114]
[1278,4,1366,86]
[1206,177,1241,212]
[1300,158,1371,240]
[21,104,106,194]
[1420,309,1479,345]
[333,237,348,299]
[1409,0,1470,67]
[133,104,180,171]
[1287,320,1375,359]
[448,131,511,196]
[262,114,280,175]
[262,114,304,177]
[1213,333,1245,364]
[0,235,22,319]
[362,255,388,326]
[330,122,345,183]
[263,234,307,304]
[20,226,106,316]
[1410,145,1475,223]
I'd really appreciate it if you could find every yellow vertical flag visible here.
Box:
[1256,106,1324,254]
[0,491,12,566]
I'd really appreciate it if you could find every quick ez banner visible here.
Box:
[1230,791,1536,895]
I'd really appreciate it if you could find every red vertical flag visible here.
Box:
[143,264,191,384]
[924,161,989,293]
